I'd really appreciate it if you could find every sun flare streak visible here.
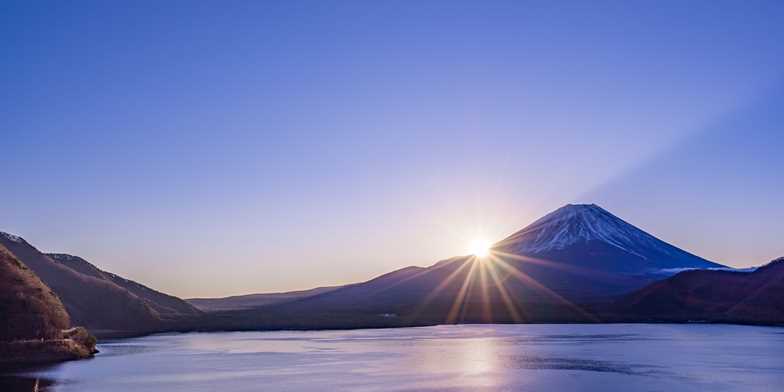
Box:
[490,255,599,322]
[484,258,524,322]
[408,259,474,321]
[446,259,480,323]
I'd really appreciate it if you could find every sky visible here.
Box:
[2,1,783,298]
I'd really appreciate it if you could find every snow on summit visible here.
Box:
[496,204,663,255]
[0,231,25,244]
[494,204,722,272]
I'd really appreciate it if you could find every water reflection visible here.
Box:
[4,324,784,392]
[460,338,498,375]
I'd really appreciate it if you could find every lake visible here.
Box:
[3,324,784,391]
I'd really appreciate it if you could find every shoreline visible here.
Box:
[95,320,784,341]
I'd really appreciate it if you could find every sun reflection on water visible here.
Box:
[460,337,500,376]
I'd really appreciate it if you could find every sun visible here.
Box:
[469,239,492,258]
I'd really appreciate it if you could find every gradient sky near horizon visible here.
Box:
[2,1,783,298]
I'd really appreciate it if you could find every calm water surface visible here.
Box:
[3,324,784,391]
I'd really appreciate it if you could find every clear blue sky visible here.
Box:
[2,1,783,297]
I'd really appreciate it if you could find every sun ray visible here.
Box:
[407,257,474,322]
[478,261,492,323]
[484,258,524,322]
[458,265,480,322]
[372,256,468,296]
[446,258,479,323]
[373,266,442,293]
[491,250,605,277]
[489,255,599,322]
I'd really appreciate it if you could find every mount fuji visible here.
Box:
[495,204,722,274]
[483,203,725,301]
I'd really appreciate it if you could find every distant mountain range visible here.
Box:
[2,203,781,349]
[188,286,343,312]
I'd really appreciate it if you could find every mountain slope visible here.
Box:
[0,244,96,365]
[618,257,784,324]
[0,232,199,336]
[48,253,201,318]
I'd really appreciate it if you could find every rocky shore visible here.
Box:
[0,327,97,367]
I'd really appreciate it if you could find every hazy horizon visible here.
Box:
[4,1,784,298]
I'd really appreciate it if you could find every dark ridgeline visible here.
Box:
[0,232,201,338]
[188,286,343,312]
[0,243,95,366]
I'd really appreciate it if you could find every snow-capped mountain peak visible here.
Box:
[0,231,25,244]
[495,204,711,267]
